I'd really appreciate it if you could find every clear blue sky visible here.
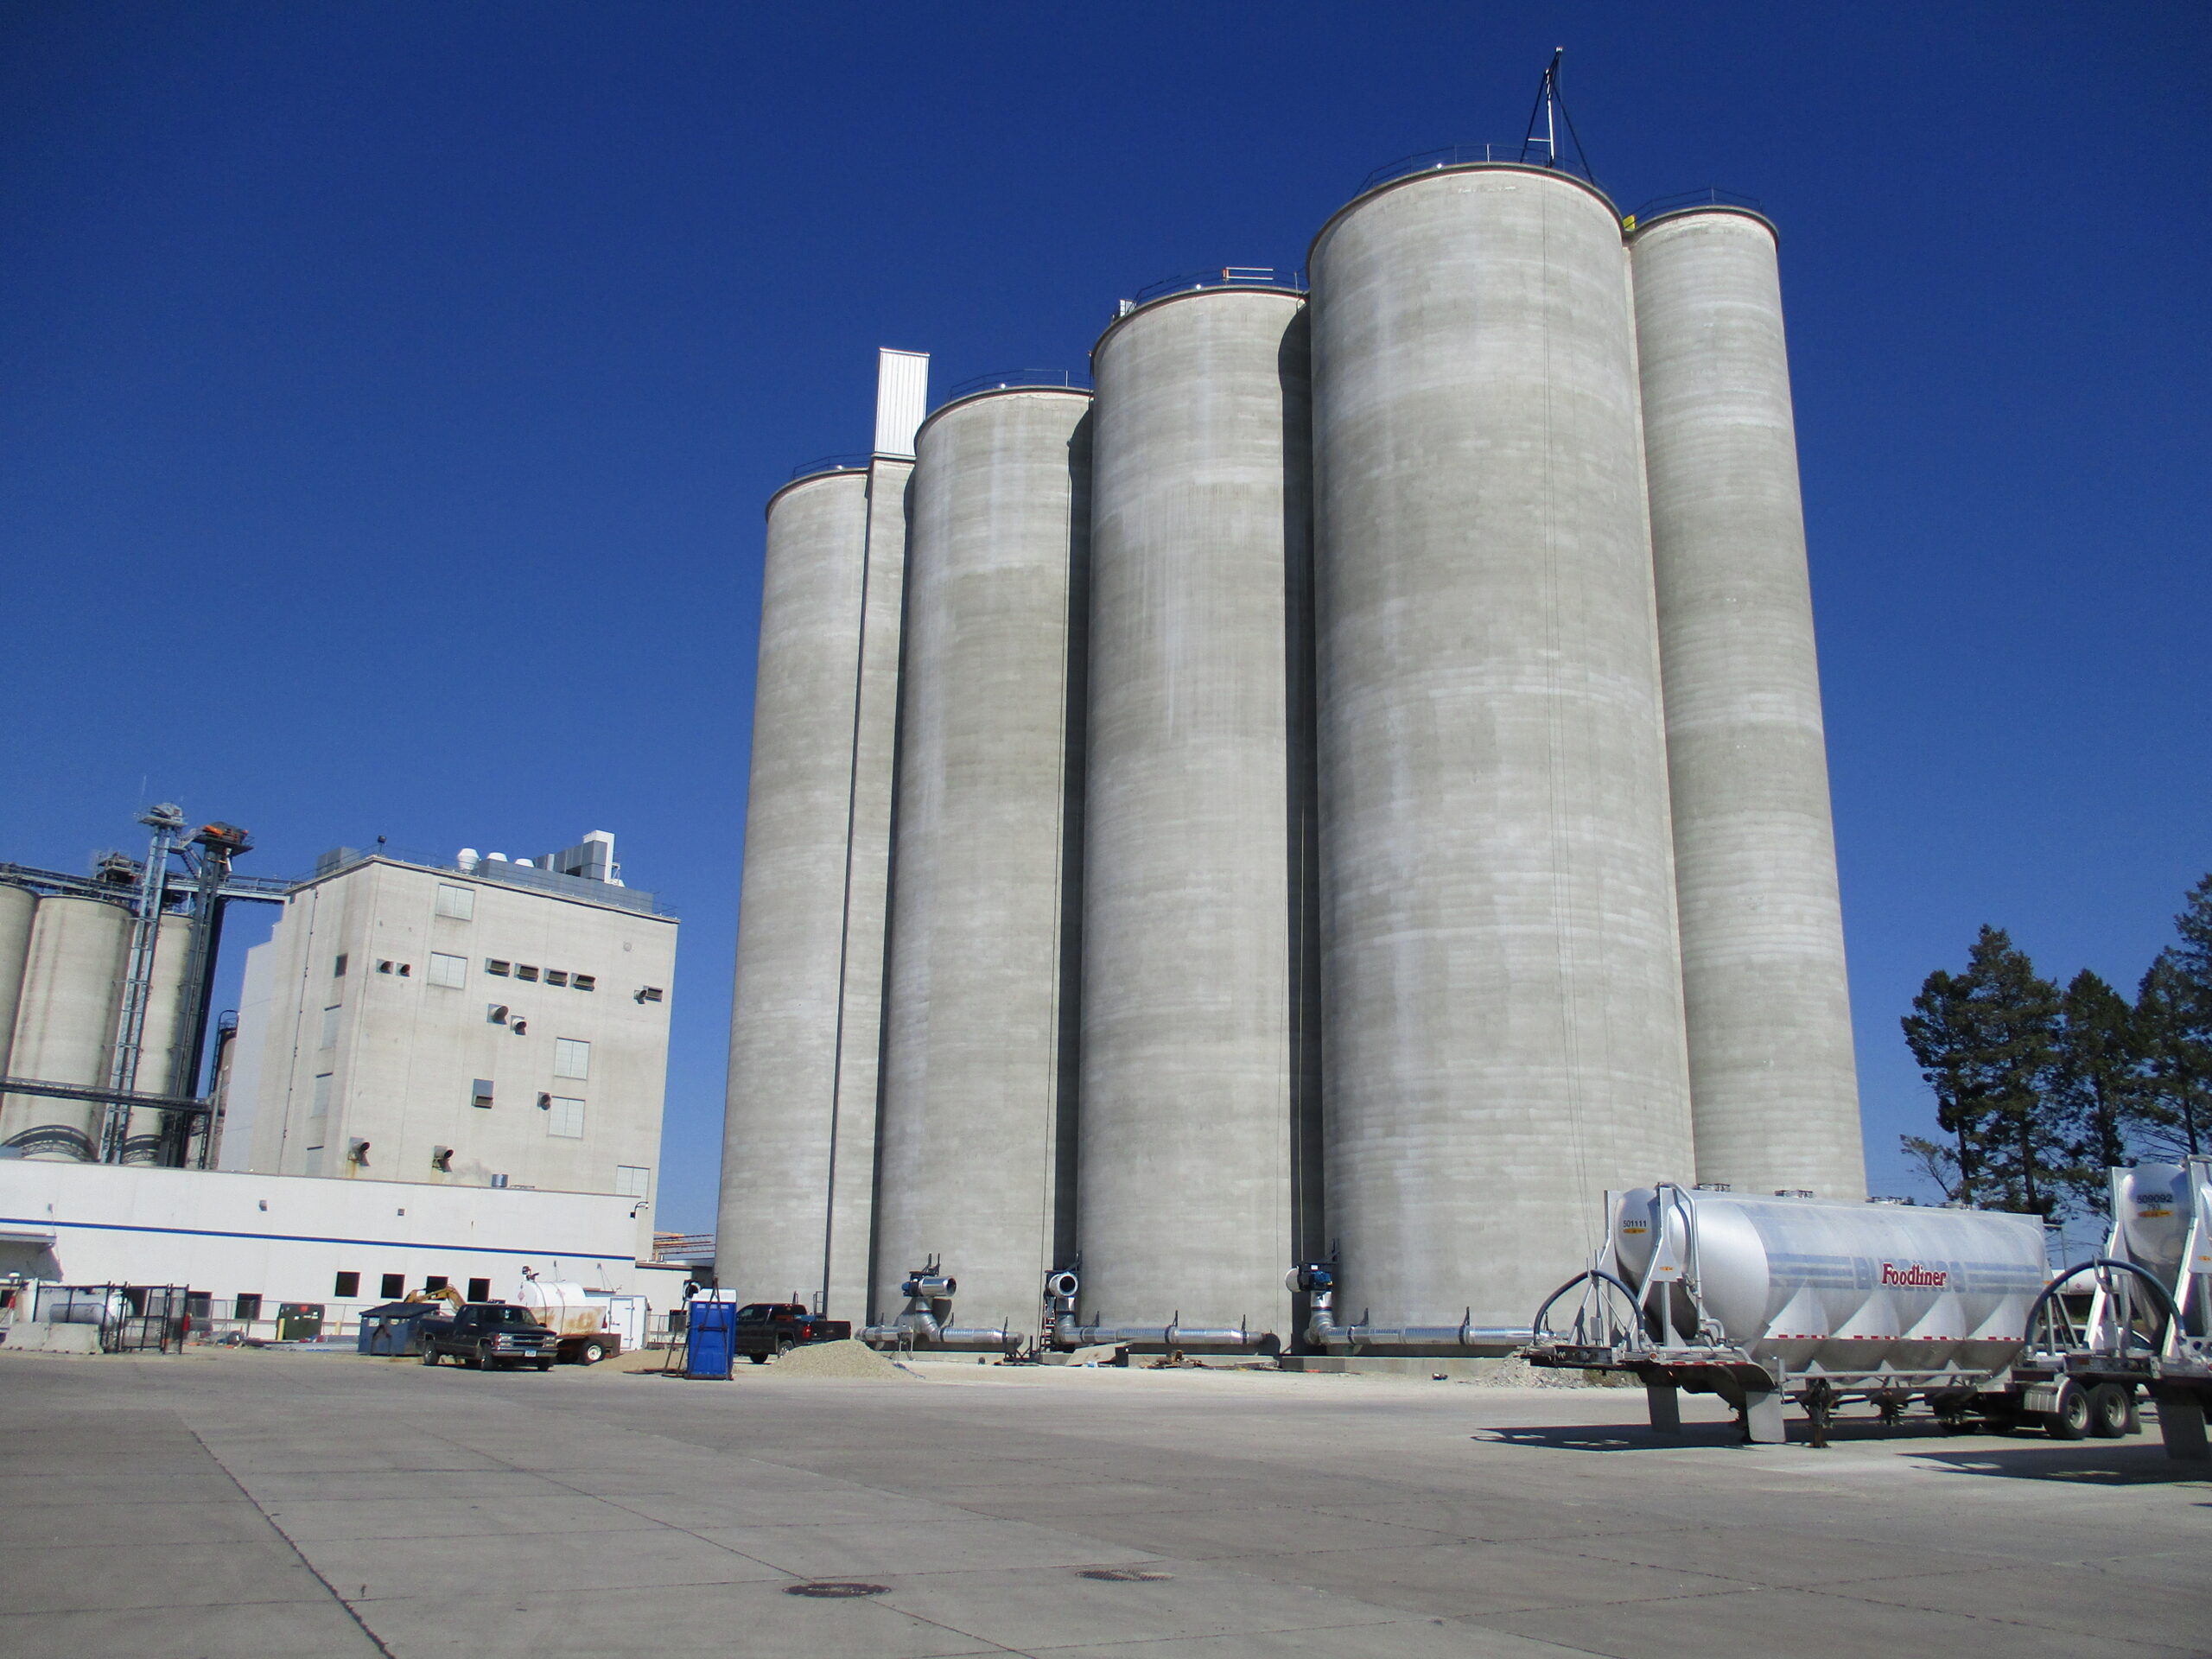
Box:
[4,3,2206,1231]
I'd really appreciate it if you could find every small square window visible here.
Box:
[547,1096,585,1138]
[471,1078,494,1109]
[486,959,511,976]
[379,1273,404,1300]
[553,1039,590,1080]
[613,1165,650,1199]
[435,884,476,921]
[427,952,467,988]
[334,1271,360,1298]
[423,1276,448,1293]
[546,970,568,988]
[516,964,539,982]
[334,954,348,976]
[572,974,595,992]
[233,1293,263,1320]
[467,1277,491,1303]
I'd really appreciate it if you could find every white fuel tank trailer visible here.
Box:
[1529,1184,2051,1444]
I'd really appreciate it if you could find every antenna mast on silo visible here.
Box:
[1520,48,1599,188]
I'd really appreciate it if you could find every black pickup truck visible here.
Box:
[418,1303,561,1370]
[732,1303,852,1363]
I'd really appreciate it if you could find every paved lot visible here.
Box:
[2,1348,2207,1657]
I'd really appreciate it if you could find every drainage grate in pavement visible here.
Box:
[784,1581,890,1599]
[1077,1567,1173,1582]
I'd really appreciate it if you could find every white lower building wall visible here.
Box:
[0,1160,689,1338]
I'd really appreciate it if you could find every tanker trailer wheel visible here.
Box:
[2088,1382,2137,1439]
[2044,1381,2092,1440]
[578,1340,607,1366]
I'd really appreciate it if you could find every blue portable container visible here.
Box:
[355,1303,430,1356]
[685,1297,736,1379]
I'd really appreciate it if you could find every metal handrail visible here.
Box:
[1361,143,1599,191]
[1625,187,1764,227]
[788,453,873,480]
[944,367,1091,400]
[1131,266,1306,304]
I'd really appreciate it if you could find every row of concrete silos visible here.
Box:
[721,160,1865,1343]
[0,885,196,1162]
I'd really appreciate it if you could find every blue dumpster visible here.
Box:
[685,1297,736,1379]
[356,1303,432,1356]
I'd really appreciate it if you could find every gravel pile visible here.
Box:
[771,1339,919,1380]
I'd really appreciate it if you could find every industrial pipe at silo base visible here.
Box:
[1036,1268,1279,1354]
[859,1262,1020,1353]
[1288,1264,1530,1356]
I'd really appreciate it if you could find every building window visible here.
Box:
[334,1271,360,1298]
[310,1072,333,1119]
[427,952,467,988]
[334,954,348,976]
[553,1039,590,1080]
[379,1273,404,1300]
[573,974,595,992]
[546,970,568,988]
[486,959,511,976]
[424,1275,448,1293]
[637,986,664,1003]
[516,964,539,982]
[319,1006,340,1049]
[471,1077,494,1109]
[614,1165,650,1199]
[435,884,476,921]
[467,1277,491,1303]
[547,1096,585,1139]
[233,1294,262,1320]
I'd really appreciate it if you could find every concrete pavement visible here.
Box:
[1,1349,2206,1656]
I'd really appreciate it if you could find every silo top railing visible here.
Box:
[1624,187,1765,228]
[943,367,1092,400]
[1129,266,1306,304]
[1360,143,1600,191]
[788,452,874,480]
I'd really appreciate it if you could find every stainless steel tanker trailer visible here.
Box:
[2006,1157,2212,1461]
[1523,1179,2202,1456]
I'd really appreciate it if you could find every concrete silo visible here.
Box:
[0,884,35,1080]
[719,466,873,1306]
[873,385,1091,1338]
[1629,206,1865,1199]
[122,913,195,1163]
[1,895,130,1159]
[1077,285,1317,1343]
[1308,163,1695,1331]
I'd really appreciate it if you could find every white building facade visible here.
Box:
[221,834,676,1261]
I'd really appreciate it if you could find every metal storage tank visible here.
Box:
[1,894,130,1159]
[0,883,35,1080]
[874,385,1091,1336]
[719,467,874,1306]
[1309,162,1696,1330]
[1628,206,1865,1201]
[1078,284,1317,1340]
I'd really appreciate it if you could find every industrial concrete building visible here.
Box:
[721,130,1863,1349]
[227,834,677,1261]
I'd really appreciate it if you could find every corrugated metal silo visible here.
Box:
[1,894,130,1159]
[719,467,874,1304]
[1308,163,1695,1329]
[874,385,1092,1335]
[0,884,35,1080]
[1078,285,1316,1339]
[1629,206,1865,1199]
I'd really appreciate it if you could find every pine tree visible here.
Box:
[2138,950,2209,1159]
[1900,926,2065,1215]
[2050,969,2143,1210]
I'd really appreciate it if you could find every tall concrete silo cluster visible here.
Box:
[721,158,1864,1349]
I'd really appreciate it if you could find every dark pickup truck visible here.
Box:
[419,1303,560,1370]
[732,1303,852,1363]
